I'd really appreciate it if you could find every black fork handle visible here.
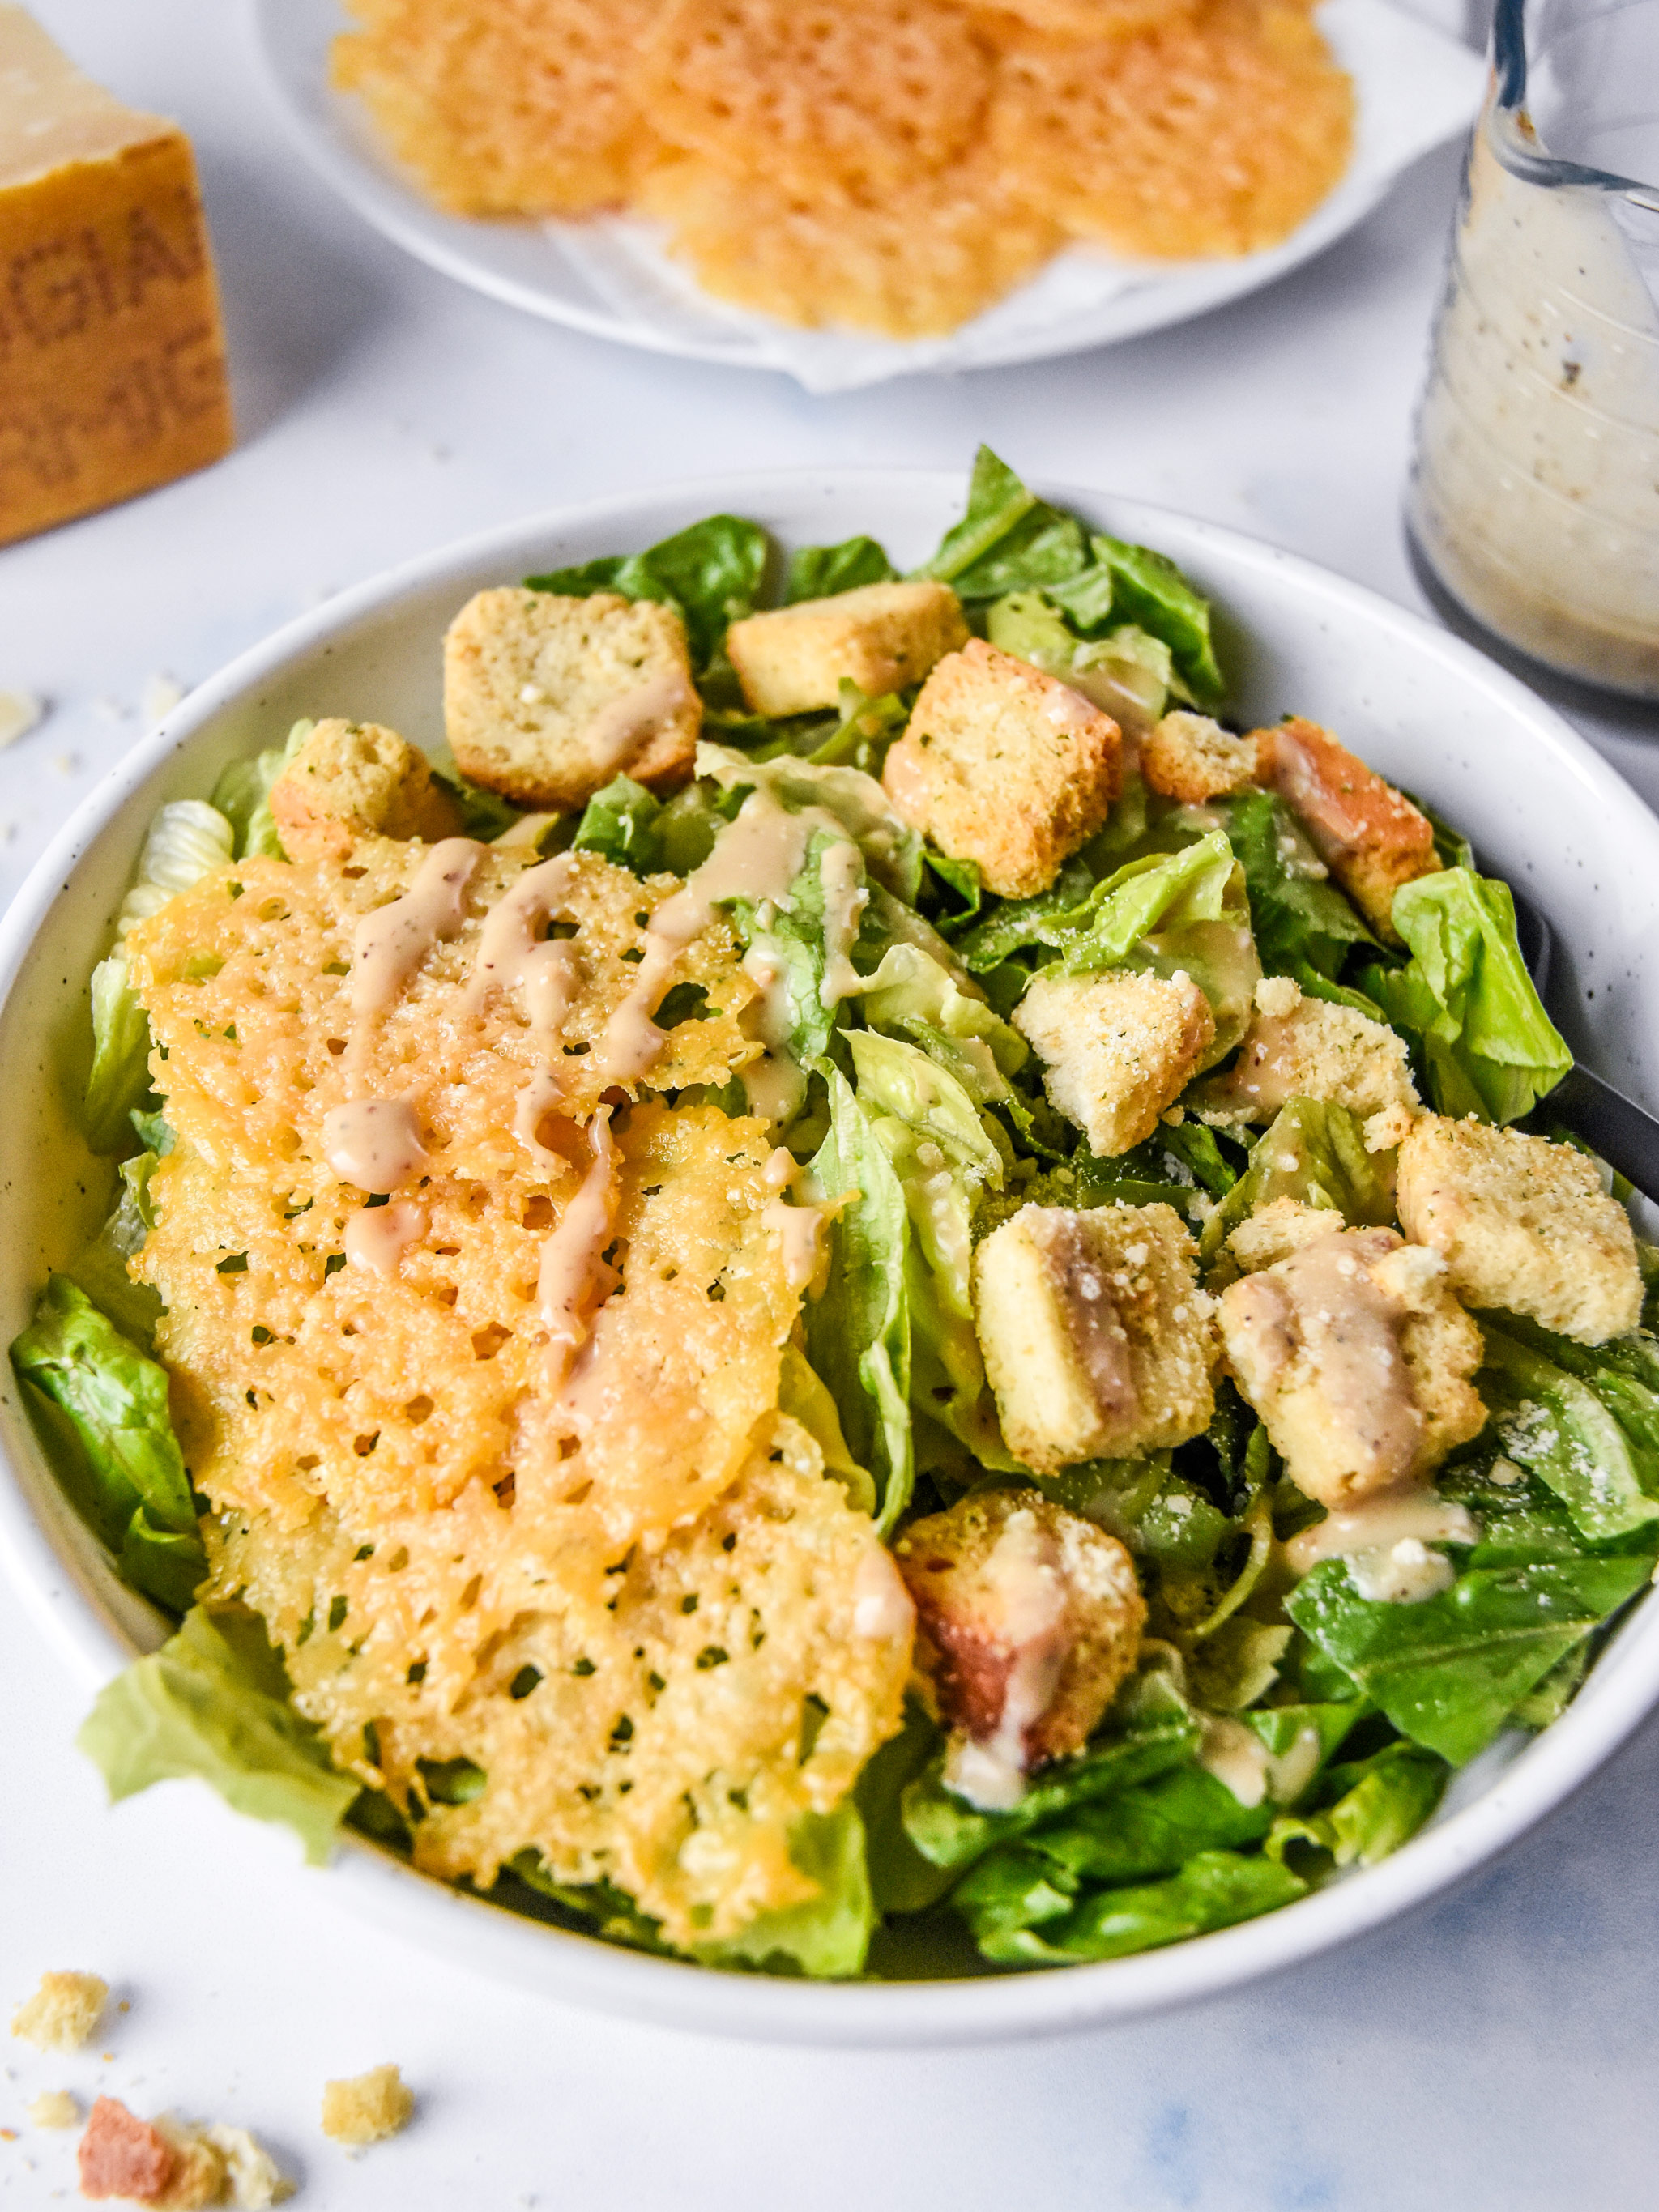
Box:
[1544,1063,1659,1208]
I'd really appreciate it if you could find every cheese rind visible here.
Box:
[0,6,232,547]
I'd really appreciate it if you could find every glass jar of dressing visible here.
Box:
[1408,0,1659,700]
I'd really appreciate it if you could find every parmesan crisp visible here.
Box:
[127,836,909,1945]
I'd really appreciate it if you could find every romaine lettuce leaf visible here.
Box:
[1200,1097,1396,1266]
[77,1604,358,1865]
[1365,868,1572,1124]
[777,1341,876,1515]
[84,799,236,1152]
[1285,1553,1655,1765]
[1090,533,1226,707]
[913,445,1091,602]
[1479,1324,1659,1543]
[984,593,1174,733]
[12,1276,203,1611]
[805,1068,913,1532]
[857,941,1027,1103]
[211,720,311,861]
[527,514,769,671]
[786,535,898,603]
[701,1802,876,1979]
[67,1153,165,1351]
[1222,791,1375,981]
[572,774,663,874]
[972,1848,1304,1967]
[697,740,922,901]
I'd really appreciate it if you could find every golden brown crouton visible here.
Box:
[321,2065,415,2148]
[973,1200,1216,1472]
[1141,711,1265,803]
[1219,1225,1485,1507]
[11,1969,106,2052]
[444,587,700,809]
[727,579,968,716]
[895,1490,1145,1805]
[1013,967,1215,1157]
[269,719,463,861]
[1397,1115,1643,1345]
[28,2091,79,2130]
[1254,715,1438,942]
[1194,975,1420,1150]
[882,638,1122,897]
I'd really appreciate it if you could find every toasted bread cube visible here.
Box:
[1219,1225,1485,1507]
[77,2098,177,2206]
[1397,1115,1642,1345]
[11,1970,107,2053]
[895,1490,1145,1799]
[269,719,463,861]
[1013,968,1214,1157]
[1225,1196,1344,1276]
[1195,976,1420,1151]
[1254,715,1438,942]
[727,579,967,717]
[882,639,1122,897]
[974,1200,1216,1473]
[321,2064,415,2147]
[1142,711,1265,803]
[444,587,700,810]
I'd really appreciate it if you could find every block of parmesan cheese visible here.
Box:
[0,6,232,547]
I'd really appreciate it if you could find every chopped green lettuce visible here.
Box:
[1286,1553,1655,1765]
[84,799,236,1152]
[702,1802,876,1978]
[1201,1098,1397,1265]
[786,535,898,603]
[970,1849,1305,1967]
[211,719,311,861]
[1479,1324,1659,1544]
[1222,791,1375,981]
[697,740,922,901]
[1090,533,1225,707]
[913,445,1092,602]
[527,514,770,672]
[66,1153,165,1351]
[78,1604,358,1864]
[985,593,1175,731]
[1365,868,1572,1124]
[572,774,663,874]
[12,1276,203,1612]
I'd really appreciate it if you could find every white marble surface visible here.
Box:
[3,3,1659,2206]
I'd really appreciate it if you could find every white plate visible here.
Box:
[2,469,1657,2046]
[249,0,1486,393]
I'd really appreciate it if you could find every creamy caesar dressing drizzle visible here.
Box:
[738,936,809,1127]
[594,788,840,1086]
[1286,1489,1478,1605]
[1030,1213,1138,1430]
[1265,1724,1323,1808]
[537,1106,617,1392]
[462,853,589,1167]
[1043,679,1102,731]
[851,1548,915,1642]
[348,837,482,1052]
[322,1096,430,1193]
[578,667,696,778]
[344,1198,427,1278]
[759,1144,829,1296]
[945,1509,1070,1813]
[817,836,868,1009]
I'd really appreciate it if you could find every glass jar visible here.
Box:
[1408,0,1659,701]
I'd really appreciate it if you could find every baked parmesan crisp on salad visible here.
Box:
[22,451,1659,1978]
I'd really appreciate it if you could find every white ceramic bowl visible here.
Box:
[4,470,1657,2047]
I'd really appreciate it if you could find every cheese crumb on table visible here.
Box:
[0,689,42,747]
[28,2091,79,2129]
[10,1970,108,2052]
[0,4,233,548]
[321,2064,415,2147]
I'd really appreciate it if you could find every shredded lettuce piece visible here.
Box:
[986,592,1178,731]
[777,1342,876,1515]
[1365,867,1572,1124]
[573,774,663,874]
[913,445,1092,602]
[527,514,769,673]
[84,799,236,1152]
[12,1276,203,1611]
[697,739,922,901]
[1222,790,1377,981]
[786,535,898,604]
[1479,1323,1659,1543]
[78,1605,358,1864]
[1201,1097,1397,1267]
[700,1803,876,1978]
[211,718,312,860]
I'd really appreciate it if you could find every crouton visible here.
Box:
[974,1200,1216,1472]
[1225,1195,1342,1275]
[727,579,967,717]
[894,1489,1145,1805]
[150,2119,228,2210]
[269,719,463,861]
[199,2126,290,2209]
[321,2064,415,2148]
[28,2091,78,2129]
[882,638,1122,897]
[1013,967,1215,1157]
[1254,715,1438,941]
[1218,1225,1485,1507]
[1194,975,1420,1150]
[1397,1115,1643,1345]
[1142,711,1265,803]
[444,587,700,809]
[11,1969,106,2052]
